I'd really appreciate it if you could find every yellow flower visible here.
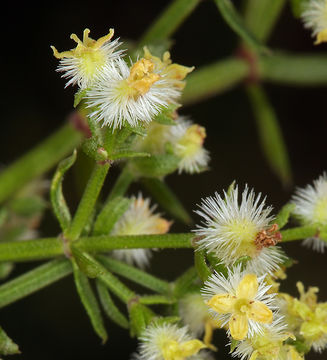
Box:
[143,47,194,90]
[203,269,275,341]
[232,316,299,360]
[137,323,207,360]
[51,28,122,88]
[280,282,327,353]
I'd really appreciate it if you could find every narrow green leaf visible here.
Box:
[72,247,105,278]
[173,267,198,298]
[93,197,132,236]
[261,51,327,86]
[111,152,150,160]
[0,123,82,204]
[129,302,154,337]
[80,254,135,303]
[0,259,72,309]
[98,256,171,294]
[50,150,77,231]
[72,260,107,343]
[274,203,296,229]
[139,0,201,46]
[182,58,249,105]
[132,153,180,178]
[214,0,268,53]
[141,178,192,224]
[194,250,211,282]
[244,0,286,42]
[96,280,129,329]
[153,316,181,327]
[139,295,174,305]
[0,326,20,356]
[246,84,292,187]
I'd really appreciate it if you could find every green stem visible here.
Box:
[78,233,194,252]
[98,256,171,294]
[0,123,82,204]
[139,0,201,46]
[66,163,110,241]
[0,259,72,308]
[0,234,194,262]
[182,58,249,105]
[105,166,134,203]
[0,238,63,262]
[281,225,318,242]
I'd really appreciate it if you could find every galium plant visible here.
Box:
[1,0,327,359]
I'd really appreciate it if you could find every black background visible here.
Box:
[1,0,327,359]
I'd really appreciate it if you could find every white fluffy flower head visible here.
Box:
[194,185,283,275]
[111,194,171,268]
[202,265,277,341]
[136,323,206,360]
[292,172,327,252]
[51,28,123,88]
[301,0,327,44]
[169,117,210,174]
[87,57,180,129]
[232,315,296,360]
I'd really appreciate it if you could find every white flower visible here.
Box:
[194,185,283,275]
[232,315,295,360]
[87,57,180,129]
[201,265,277,341]
[111,194,171,268]
[168,117,210,174]
[135,323,206,360]
[292,172,327,252]
[51,28,123,88]
[301,0,327,44]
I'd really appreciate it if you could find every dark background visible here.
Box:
[1,0,327,359]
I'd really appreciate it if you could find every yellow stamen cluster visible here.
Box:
[127,59,161,97]
[143,47,194,90]
[207,274,273,340]
[161,339,206,360]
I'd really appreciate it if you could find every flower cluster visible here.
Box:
[51,26,327,360]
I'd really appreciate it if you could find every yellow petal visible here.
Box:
[249,350,259,360]
[247,301,273,324]
[236,274,258,299]
[229,313,248,340]
[207,294,235,313]
[178,339,206,357]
